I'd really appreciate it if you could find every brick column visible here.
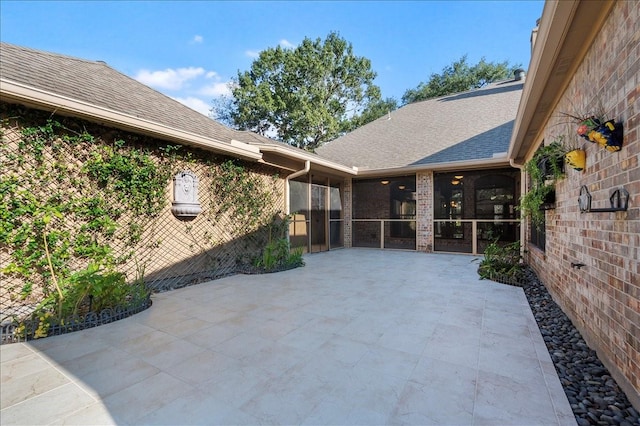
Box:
[343,177,352,248]
[416,171,433,252]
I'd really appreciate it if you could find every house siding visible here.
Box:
[525,1,639,406]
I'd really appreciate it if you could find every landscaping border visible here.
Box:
[0,295,152,345]
[521,268,639,425]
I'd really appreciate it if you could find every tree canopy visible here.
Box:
[401,55,521,105]
[218,32,388,151]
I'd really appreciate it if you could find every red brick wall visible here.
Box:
[526,1,639,406]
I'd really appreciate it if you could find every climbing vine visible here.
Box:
[1,102,295,340]
[84,140,169,217]
[209,159,279,236]
[0,105,172,325]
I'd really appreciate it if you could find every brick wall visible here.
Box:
[526,1,639,406]
[0,104,286,304]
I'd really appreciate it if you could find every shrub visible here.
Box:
[478,240,525,285]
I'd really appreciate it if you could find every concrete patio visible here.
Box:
[1,250,576,425]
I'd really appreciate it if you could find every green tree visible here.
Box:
[350,97,398,129]
[219,32,385,151]
[401,55,521,105]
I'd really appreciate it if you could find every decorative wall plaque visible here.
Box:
[171,170,202,219]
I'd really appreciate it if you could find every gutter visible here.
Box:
[507,0,615,164]
[256,144,358,176]
[0,79,263,161]
[285,160,310,215]
[509,157,527,255]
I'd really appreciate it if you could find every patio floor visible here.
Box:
[1,249,576,425]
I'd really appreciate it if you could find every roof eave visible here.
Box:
[355,156,512,178]
[0,78,263,161]
[508,0,615,165]
[254,144,358,176]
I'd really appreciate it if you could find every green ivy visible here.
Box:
[85,141,169,217]
[518,139,566,227]
[0,107,170,307]
[210,160,278,234]
[1,103,293,336]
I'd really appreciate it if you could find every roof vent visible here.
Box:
[514,68,526,81]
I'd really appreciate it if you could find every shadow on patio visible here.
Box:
[0,250,575,425]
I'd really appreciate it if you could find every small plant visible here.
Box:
[560,110,624,152]
[255,238,291,270]
[478,240,525,285]
[252,215,305,272]
[21,261,150,339]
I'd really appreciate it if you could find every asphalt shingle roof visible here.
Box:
[0,43,273,148]
[316,80,524,170]
[1,43,522,172]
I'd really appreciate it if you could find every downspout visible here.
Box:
[285,160,310,215]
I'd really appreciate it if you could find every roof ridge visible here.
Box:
[405,77,522,106]
[0,42,106,67]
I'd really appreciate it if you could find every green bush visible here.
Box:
[23,262,150,339]
[252,215,305,272]
[478,240,525,284]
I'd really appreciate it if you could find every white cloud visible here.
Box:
[173,96,212,116]
[246,39,294,58]
[135,67,205,90]
[205,71,218,79]
[192,35,203,44]
[279,39,294,48]
[199,81,233,97]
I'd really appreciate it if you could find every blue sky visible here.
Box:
[1,1,544,116]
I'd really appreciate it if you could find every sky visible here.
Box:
[1,0,544,117]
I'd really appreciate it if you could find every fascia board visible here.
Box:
[508,0,615,165]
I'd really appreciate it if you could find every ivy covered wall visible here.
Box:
[0,103,285,324]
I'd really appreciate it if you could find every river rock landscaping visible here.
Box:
[521,269,639,426]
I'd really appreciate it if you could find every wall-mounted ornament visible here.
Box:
[171,170,202,219]
[562,112,624,152]
[588,120,624,152]
[578,185,629,213]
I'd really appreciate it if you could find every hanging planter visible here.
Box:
[518,140,566,227]
[538,156,565,179]
[589,120,624,152]
[565,148,586,171]
[576,116,602,142]
[562,112,625,152]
